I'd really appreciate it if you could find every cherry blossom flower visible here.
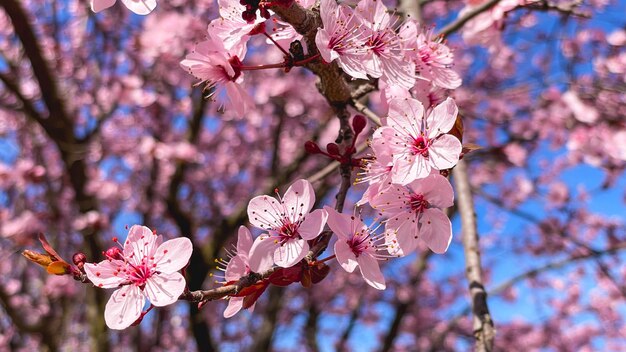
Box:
[209,0,269,53]
[180,35,254,117]
[90,0,156,15]
[220,226,272,318]
[325,207,386,290]
[401,21,462,90]
[315,0,369,80]
[356,0,416,89]
[356,137,394,206]
[84,225,192,330]
[247,179,328,268]
[375,97,462,185]
[370,174,454,255]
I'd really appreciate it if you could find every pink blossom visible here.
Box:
[90,0,156,15]
[315,0,369,80]
[401,21,462,89]
[356,0,416,89]
[562,90,599,123]
[180,35,253,117]
[356,137,394,206]
[84,225,192,329]
[324,207,386,290]
[376,97,462,185]
[209,0,268,53]
[247,179,328,268]
[370,174,454,255]
[222,226,272,318]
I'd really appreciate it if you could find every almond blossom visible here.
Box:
[247,179,328,268]
[220,226,272,318]
[84,225,192,329]
[209,0,269,53]
[324,207,386,290]
[90,0,156,15]
[370,174,454,255]
[180,35,253,117]
[376,97,462,185]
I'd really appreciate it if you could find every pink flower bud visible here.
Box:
[326,143,340,156]
[305,141,321,154]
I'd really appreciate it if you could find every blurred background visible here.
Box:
[0,0,625,350]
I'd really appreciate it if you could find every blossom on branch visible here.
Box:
[84,225,192,330]
[247,179,328,268]
[375,97,462,185]
[180,35,253,117]
[325,207,387,290]
[371,174,454,255]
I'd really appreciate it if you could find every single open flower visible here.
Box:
[84,225,192,329]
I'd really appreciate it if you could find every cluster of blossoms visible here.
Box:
[67,0,465,328]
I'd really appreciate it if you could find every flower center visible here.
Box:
[411,135,430,157]
[409,193,429,213]
[128,263,154,288]
[347,231,371,257]
[278,222,300,244]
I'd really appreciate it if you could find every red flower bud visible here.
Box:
[305,141,322,154]
[72,252,87,269]
[326,143,340,156]
[352,114,367,136]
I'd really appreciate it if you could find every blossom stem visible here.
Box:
[292,53,321,66]
[263,32,292,57]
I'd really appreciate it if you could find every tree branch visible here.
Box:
[453,160,495,352]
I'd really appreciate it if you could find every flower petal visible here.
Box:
[357,254,386,290]
[386,214,420,255]
[225,255,247,282]
[419,208,452,254]
[426,97,457,139]
[248,234,276,272]
[120,0,156,15]
[153,237,193,273]
[324,206,353,240]
[84,260,127,289]
[274,239,308,268]
[223,297,244,318]
[334,240,358,273]
[298,208,327,240]
[429,135,462,171]
[144,271,186,307]
[124,225,160,265]
[236,226,253,259]
[104,285,145,330]
[282,179,315,223]
[248,195,283,231]
[91,0,116,12]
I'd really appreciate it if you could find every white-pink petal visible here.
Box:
[144,271,186,307]
[248,235,277,272]
[223,297,244,318]
[426,97,458,139]
[104,285,145,330]
[153,237,193,273]
[419,208,452,254]
[324,206,353,241]
[84,261,126,289]
[298,208,328,240]
[334,240,358,273]
[357,254,386,290]
[248,195,283,231]
[274,239,308,268]
[429,135,462,170]
[91,0,116,12]
[120,0,157,15]
[225,255,248,282]
[236,226,253,260]
[283,179,315,222]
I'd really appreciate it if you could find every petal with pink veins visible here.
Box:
[223,297,244,318]
[104,285,145,330]
[282,179,315,222]
[334,240,358,273]
[153,237,193,273]
[144,271,186,307]
[84,261,126,289]
[429,135,462,171]
[299,208,328,240]
[357,254,386,290]
[419,208,452,254]
[274,239,308,268]
[324,207,353,240]
[248,235,277,272]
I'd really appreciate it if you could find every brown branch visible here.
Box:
[437,0,501,39]
[452,160,495,352]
